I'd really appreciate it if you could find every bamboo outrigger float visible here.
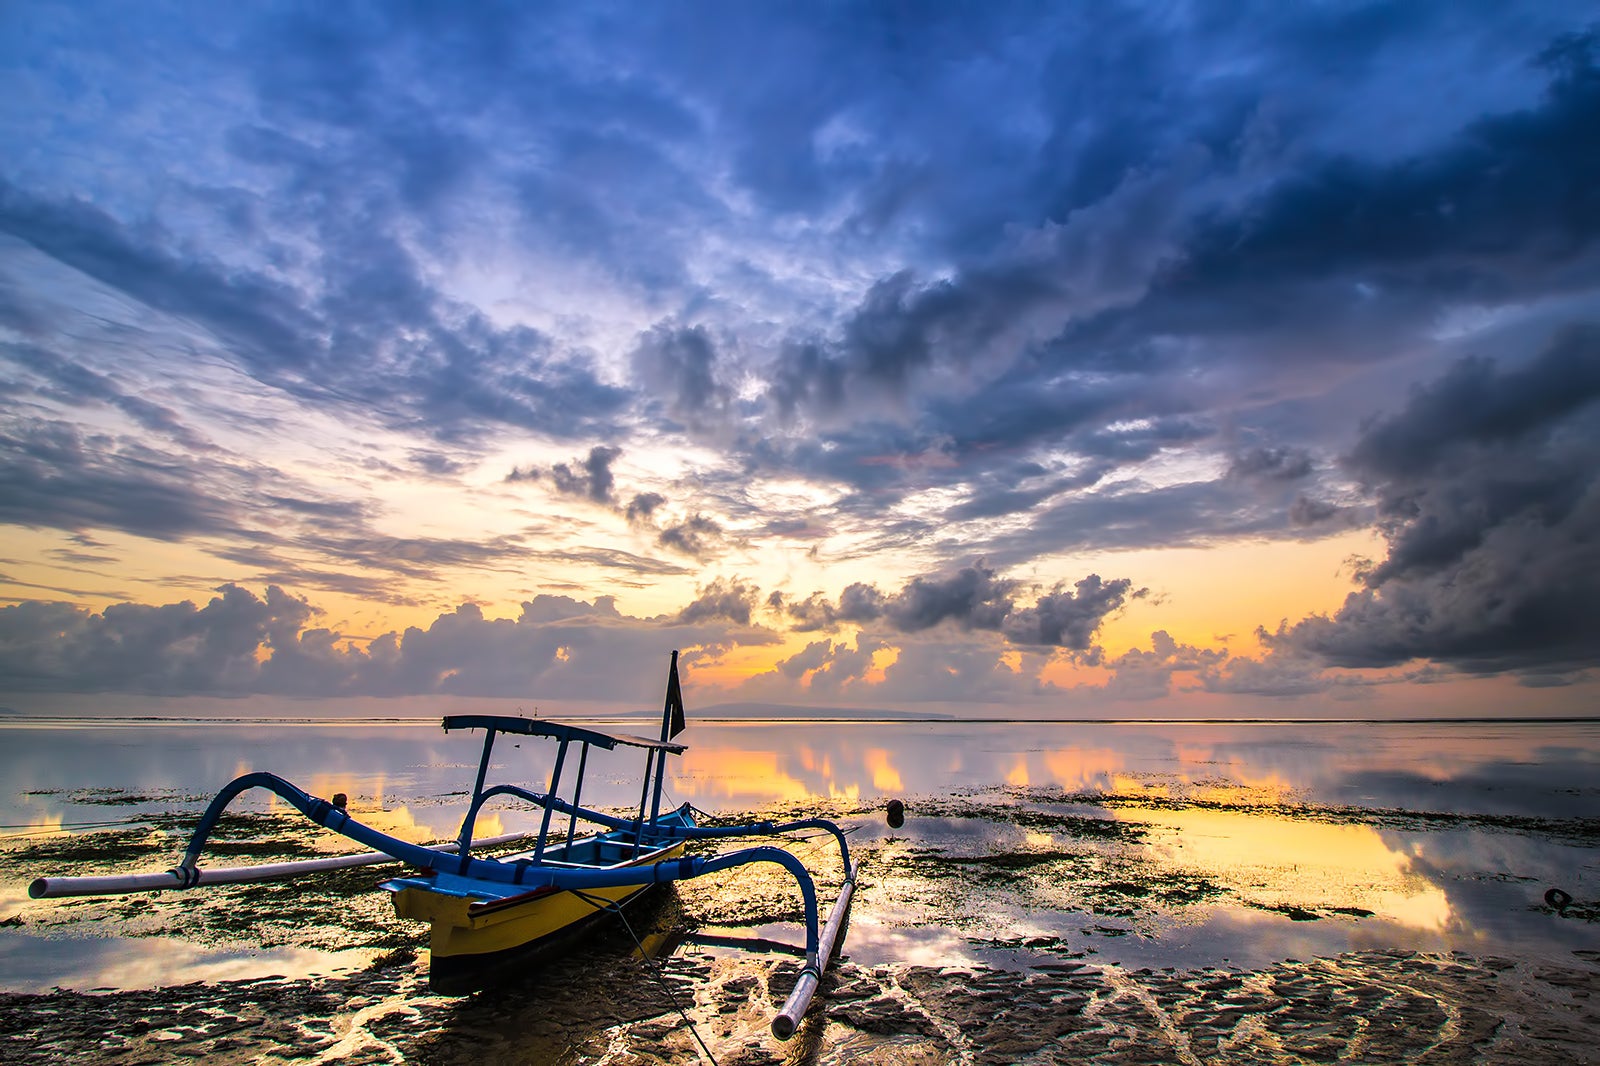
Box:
[30,652,858,1040]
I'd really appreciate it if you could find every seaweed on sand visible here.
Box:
[11,810,368,870]
[1076,791,1600,847]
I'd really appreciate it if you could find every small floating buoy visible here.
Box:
[1545,887,1573,910]
[331,793,348,810]
[886,799,905,829]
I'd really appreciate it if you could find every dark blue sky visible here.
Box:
[1,2,1598,714]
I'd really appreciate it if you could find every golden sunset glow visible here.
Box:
[863,748,904,791]
[1081,530,1387,658]
[673,747,815,805]
[3,3,1596,721]
[1133,806,1453,930]
[1042,747,1126,792]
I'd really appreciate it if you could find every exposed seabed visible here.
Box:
[2,788,1597,1063]
[3,941,1596,1064]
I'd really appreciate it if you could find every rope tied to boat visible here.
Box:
[569,886,720,1066]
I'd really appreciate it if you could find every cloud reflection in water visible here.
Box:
[1129,806,1454,932]
[2,718,1595,988]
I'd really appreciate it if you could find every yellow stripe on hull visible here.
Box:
[390,840,688,963]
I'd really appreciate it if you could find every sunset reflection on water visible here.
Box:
[1130,805,1454,931]
[674,747,816,804]
[2,717,1596,990]
[651,719,1593,972]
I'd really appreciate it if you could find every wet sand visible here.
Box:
[3,789,1598,1063]
[3,944,1596,1063]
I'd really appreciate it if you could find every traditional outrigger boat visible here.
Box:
[30,652,858,1039]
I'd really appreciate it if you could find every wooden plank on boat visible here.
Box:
[441,715,685,753]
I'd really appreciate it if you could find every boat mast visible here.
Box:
[648,649,682,828]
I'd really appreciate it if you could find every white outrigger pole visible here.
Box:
[27,651,860,1041]
[775,853,858,1038]
[29,830,541,899]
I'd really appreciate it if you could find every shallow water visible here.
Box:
[2,717,1596,996]
[2,717,1598,1063]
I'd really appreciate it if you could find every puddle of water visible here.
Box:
[0,930,376,993]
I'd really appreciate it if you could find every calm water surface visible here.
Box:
[2,717,1597,992]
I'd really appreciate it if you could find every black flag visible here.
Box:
[663,650,686,740]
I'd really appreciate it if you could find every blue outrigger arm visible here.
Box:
[171,768,845,956]
[27,652,860,1039]
[160,767,857,1033]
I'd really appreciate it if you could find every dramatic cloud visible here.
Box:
[778,562,1140,653]
[1227,446,1313,483]
[626,492,667,524]
[0,585,316,695]
[0,419,240,541]
[1102,631,1228,701]
[675,578,762,627]
[1199,643,1344,700]
[0,585,763,700]
[759,632,890,697]
[2,6,1599,714]
[1175,31,1600,311]
[657,514,725,559]
[1268,326,1600,675]
[631,324,734,430]
[0,180,631,449]
[878,563,1016,633]
[1001,575,1145,653]
[549,446,623,503]
[771,586,886,633]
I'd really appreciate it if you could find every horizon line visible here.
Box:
[1,714,1597,726]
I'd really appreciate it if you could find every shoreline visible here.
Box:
[3,945,1596,1064]
[5,779,1598,1060]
